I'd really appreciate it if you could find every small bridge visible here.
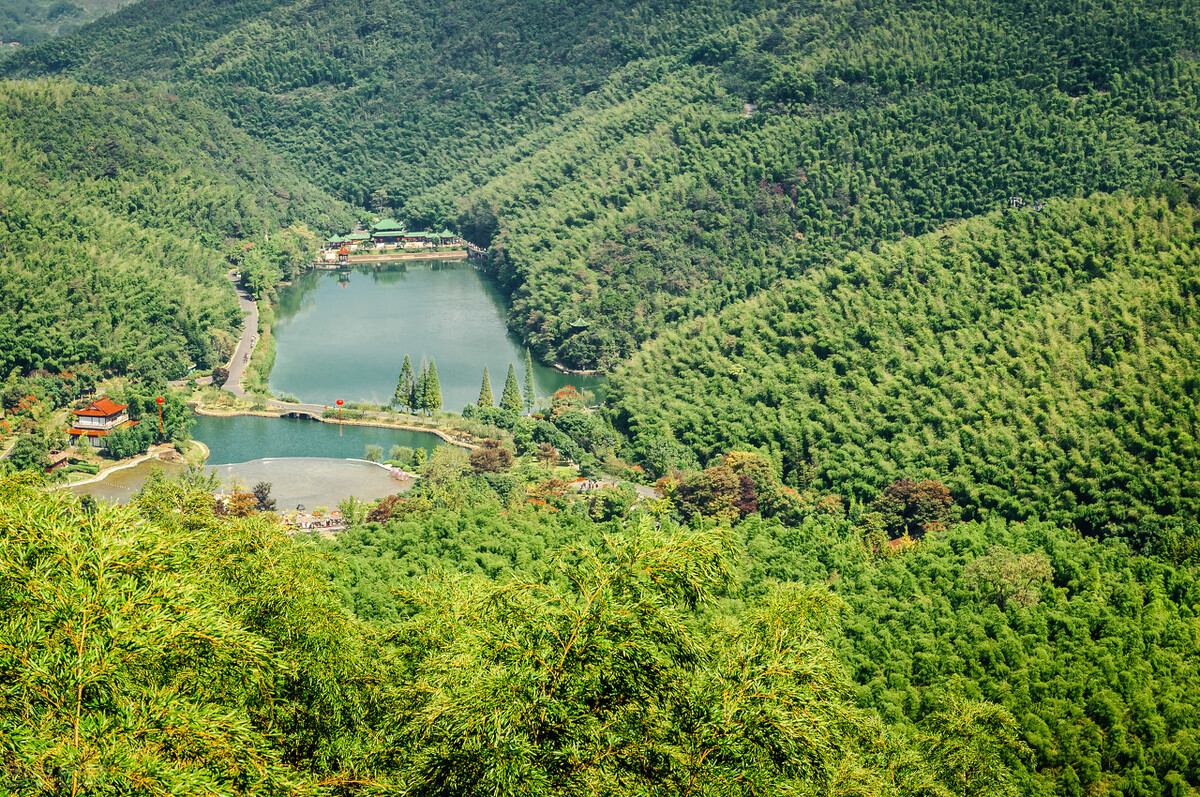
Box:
[280,409,323,421]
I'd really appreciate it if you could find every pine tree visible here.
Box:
[478,367,494,408]
[500,363,522,413]
[425,359,443,414]
[523,348,536,414]
[396,355,415,412]
[414,358,428,415]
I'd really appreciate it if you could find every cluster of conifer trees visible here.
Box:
[471,351,537,416]
[391,354,442,415]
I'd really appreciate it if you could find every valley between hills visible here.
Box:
[0,0,1199,794]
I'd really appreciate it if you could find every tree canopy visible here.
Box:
[610,193,1200,540]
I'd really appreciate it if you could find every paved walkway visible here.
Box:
[224,272,259,398]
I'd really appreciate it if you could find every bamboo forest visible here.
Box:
[0,0,1198,794]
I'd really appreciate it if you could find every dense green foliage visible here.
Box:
[473,52,1200,367]
[738,511,1200,796]
[2,472,1043,796]
[314,462,1200,796]
[0,0,131,45]
[0,473,390,793]
[611,194,1200,539]
[1,0,762,210]
[7,0,1197,366]
[0,78,353,379]
[3,0,1200,792]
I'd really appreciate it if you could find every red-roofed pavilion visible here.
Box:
[68,397,137,448]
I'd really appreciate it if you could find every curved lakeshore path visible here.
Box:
[224,271,259,400]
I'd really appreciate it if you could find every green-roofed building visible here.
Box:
[371,218,405,234]
[372,227,408,244]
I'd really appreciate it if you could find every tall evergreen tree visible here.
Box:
[523,348,536,414]
[500,363,522,413]
[425,359,443,415]
[477,367,494,408]
[414,358,428,415]
[395,355,415,413]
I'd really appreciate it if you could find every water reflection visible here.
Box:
[191,413,440,466]
[269,260,605,411]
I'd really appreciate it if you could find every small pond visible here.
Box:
[70,456,410,509]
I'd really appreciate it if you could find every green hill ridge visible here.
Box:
[5,0,1198,366]
[0,78,353,378]
[610,192,1200,540]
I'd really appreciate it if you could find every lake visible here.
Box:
[75,411,434,506]
[268,261,605,412]
[191,413,441,465]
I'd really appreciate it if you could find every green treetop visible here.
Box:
[500,363,521,413]
[395,355,415,413]
[523,348,535,414]
[477,367,494,408]
[414,358,427,415]
[424,359,443,415]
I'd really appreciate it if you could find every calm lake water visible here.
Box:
[74,413,433,506]
[74,262,594,507]
[191,413,440,465]
[269,261,605,412]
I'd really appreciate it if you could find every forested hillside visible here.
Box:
[312,455,1200,797]
[1,0,763,207]
[5,0,1197,366]
[1,472,1039,796]
[0,0,132,45]
[2,2,1200,793]
[0,78,353,379]
[610,193,1200,540]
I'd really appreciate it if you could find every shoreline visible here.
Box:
[553,362,604,376]
[189,403,477,449]
[52,445,181,490]
[313,250,468,266]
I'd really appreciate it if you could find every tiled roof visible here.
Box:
[73,397,128,417]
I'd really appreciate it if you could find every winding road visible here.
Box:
[224,272,259,399]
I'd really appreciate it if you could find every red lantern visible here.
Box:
[336,399,343,406]
[156,396,164,435]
